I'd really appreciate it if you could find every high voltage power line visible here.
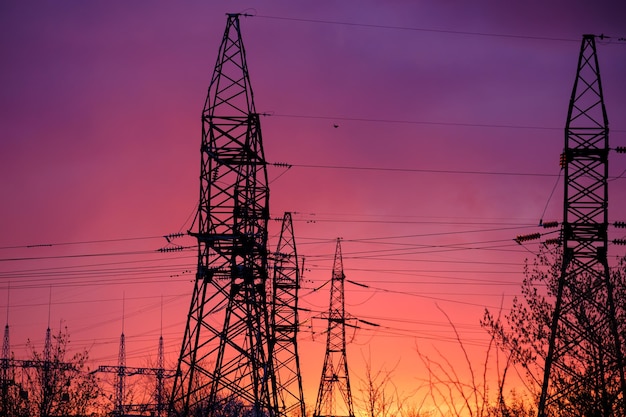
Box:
[1,228,621,293]
[0,229,540,356]
[266,112,626,133]
[271,162,626,179]
[0,235,165,251]
[4,294,516,358]
[0,236,524,273]
[250,14,582,42]
[1,225,611,278]
[0,222,542,261]
[248,13,626,48]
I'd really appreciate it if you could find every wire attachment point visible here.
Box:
[514,232,541,244]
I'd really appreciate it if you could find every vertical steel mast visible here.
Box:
[314,239,355,417]
[537,34,626,417]
[272,213,306,417]
[170,13,276,417]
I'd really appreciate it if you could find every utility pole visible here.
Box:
[537,34,626,417]
[314,239,355,417]
[169,13,276,417]
[272,212,306,417]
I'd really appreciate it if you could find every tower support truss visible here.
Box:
[169,13,276,417]
[537,34,626,417]
[314,239,355,417]
[272,213,306,417]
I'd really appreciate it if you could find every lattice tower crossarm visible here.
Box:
[169,13,277,417]
[314,239,355,417]
[271,212,306,417]
[537,34,626,417]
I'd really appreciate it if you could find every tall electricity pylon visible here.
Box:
[314,239,355,417]
[537,34,626,417]
[272,212,306,417]
[169,13,276,417]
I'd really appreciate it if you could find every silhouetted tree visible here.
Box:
[482,249,626,417]
[415,305,534,417]
[1,350,29,417]
[19,326,105,417]
[356,350,406,417]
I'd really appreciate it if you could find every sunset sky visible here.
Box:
[1,1,626,414]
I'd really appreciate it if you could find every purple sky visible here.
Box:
[1,0,626,412]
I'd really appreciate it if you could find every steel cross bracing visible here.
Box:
[169,14,277,417]
[314,239,355,417]
[271,212,306,417]
[537,34,626,417]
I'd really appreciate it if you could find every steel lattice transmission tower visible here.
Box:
[314,239,355,417]
[155,334,165,417]
[537,34,626,417]
[94,332,176,415]
[1,287,11,416]
[169,13,277,417]
[114,331,126,417]
[271,212,306,417]
[1,322,12,416]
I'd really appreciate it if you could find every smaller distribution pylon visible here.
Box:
[114,330,126,417]
[93,298,177,416]
[155,334,165,417]
[314,239,355,417]
[1,300,12,416]
[271,212,306,417]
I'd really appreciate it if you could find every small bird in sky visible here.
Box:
[333,123,339,128]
